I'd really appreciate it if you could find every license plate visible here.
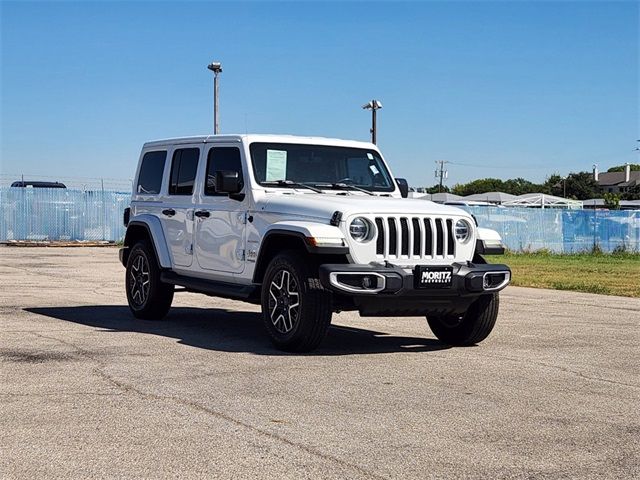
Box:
[414,266,453,289]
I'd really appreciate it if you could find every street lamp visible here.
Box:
[362,100,382,144]
[207,61,223,134]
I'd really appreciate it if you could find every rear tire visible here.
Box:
[125,240,174,320]
[427,294,499,346]
[261,251,333,352]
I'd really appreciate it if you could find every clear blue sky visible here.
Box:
[1,1,638,187]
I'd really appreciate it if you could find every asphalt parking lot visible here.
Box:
[1,247,638,479]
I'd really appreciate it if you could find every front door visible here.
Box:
[194,145,247,274]
[161,146,200,267]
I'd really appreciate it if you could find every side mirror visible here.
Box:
[215,170,242,194]
[396,178,409,198]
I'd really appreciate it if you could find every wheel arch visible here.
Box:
[122,215,172,269]
[252,229,348,284]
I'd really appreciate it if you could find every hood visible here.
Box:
[256,192,472,220]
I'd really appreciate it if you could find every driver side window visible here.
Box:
[205,147,244,196]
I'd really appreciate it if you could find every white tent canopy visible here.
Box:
[464,192,517,204]
[502,193,583,209]
[426,192,463,202]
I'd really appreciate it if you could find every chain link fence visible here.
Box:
[0,187,130,242]
[0,174,132,192]
[0,185,638,251]
[467,206,640,253]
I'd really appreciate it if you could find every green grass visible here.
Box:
[488,251,640,298]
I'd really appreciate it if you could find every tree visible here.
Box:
[603,192,621,210]
[607,163,640,173]
[451,178,505,196]
[502,177,545,195]
[544,174,564,197]
[622,184,640,201]
[424,184,450,194]
[559,171,599,200]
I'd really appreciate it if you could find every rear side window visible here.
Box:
[205,147,244,195]
[137,151,167,194]
[169,148,200,195]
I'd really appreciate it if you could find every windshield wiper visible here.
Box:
[323,183,375,196]
[262,180,324,194]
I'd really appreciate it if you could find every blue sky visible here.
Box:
[1,1,638,187]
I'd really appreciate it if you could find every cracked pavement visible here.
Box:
[1,247,639,479]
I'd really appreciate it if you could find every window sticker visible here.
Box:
[369,164,380,175]
[366,153,374,160]
[266,149,287,181]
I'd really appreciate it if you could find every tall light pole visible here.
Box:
[207,61,222,134]
[362,100,382,144]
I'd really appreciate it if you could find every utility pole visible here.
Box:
[435,160,449,193]
[362,100,382,144]
[207,61,223,134]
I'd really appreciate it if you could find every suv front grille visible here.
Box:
[374,216,456,260]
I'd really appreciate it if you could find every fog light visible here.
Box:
[484,273,506,289]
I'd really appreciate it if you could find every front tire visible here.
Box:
[427,294,499,346]
[125,241,174,320]
[261,251,333,352]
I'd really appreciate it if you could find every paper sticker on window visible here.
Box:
[266,150,287,181]
[369,164,380,175]
[366,153,374,160]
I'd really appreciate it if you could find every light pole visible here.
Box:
[362,100,382,144]
[207,61,222,134]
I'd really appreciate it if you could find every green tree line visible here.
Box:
[421,164,639,201]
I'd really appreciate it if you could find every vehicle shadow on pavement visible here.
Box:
[25,306,450,356]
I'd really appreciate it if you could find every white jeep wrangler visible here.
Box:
[120,135,510,352]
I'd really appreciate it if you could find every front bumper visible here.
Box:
[319,261,511,316]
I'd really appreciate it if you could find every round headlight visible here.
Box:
[349,217,370,242]
[455,219,472,243]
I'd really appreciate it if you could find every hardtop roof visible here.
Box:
[142,134,377,150]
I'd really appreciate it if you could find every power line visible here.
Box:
[448,149,635,171]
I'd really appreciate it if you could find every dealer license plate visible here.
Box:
[414,266,453,289]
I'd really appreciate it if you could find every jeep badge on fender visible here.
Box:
[120,134,511,352]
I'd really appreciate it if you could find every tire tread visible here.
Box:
[427,294,499,346]
[261,250,332,352]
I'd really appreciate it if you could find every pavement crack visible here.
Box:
[476,352,639,389]
[26,331,386,480]
[0,391,124,398]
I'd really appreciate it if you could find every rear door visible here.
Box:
[131,149,168,228]
[161,146,200,267]
[194,144,247,273]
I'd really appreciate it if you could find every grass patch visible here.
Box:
[488,251,640,298]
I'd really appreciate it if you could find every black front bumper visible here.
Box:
[319,261,511,317]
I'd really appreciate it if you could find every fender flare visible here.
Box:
[124,215,172,269]
[262,221,348,254]
[252,223,348,283]
[475,227,505,255]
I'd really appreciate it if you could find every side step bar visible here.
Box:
[160,271,260,304]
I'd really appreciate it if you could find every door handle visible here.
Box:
[194,210,210,218]
[162,208,176,217]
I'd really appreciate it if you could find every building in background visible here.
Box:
[594,164,640,194]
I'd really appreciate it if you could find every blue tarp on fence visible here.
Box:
[466,206,640,253]
[1,187,639,252]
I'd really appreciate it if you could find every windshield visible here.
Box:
[249,142,396,192]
